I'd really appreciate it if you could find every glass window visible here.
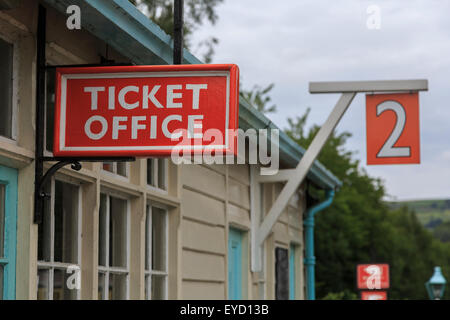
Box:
[109,273,127,300]
[53,268,77,300]
[37,269,49,300]
[0,37,13,139]
[116,163,127,177]
[147,158,167,190]
[37,179,80,300]
[144,204,168,300]
[98,194,129,300]
[102,162,128,178]
[146,159,154,186]
[157,159,166,189]
[97,273,106,300]
[275,247,289,300]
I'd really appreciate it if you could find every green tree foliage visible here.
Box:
[286,110,450,300]
[129,0,223,62]
[433,222,450,243]
[241,83,277,114]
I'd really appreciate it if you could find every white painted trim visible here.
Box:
[64,71,229,79]
[309,79,428,93]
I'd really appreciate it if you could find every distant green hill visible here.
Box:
[387,199,450,242]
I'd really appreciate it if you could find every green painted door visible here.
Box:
[0,165,18,300]
[228,228,243,300]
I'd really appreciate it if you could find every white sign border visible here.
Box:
[58,71,231,151]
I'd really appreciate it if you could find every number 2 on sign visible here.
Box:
[376,101,410,158]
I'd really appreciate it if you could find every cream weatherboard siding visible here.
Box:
[180,164,306,300]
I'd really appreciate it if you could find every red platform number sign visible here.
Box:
[366,93,420,165]
[357,264,390,290]
[53,64,239,157]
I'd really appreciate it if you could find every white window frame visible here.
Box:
[0,24,20,144]
[144,201,169,300]
[97,192,131,300]
[146,158,168,193]
[36,177,82,300]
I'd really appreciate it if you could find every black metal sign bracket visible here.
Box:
[34,5,135,224]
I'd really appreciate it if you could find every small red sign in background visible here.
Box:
[361,291,388,300]
[357,264,390,290]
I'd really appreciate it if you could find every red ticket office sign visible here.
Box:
[357,264,390,290]
[53,64,239,157]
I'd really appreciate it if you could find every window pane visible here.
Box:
[275,247,289,300]
[46,68,55,152]
[53,268,78,300]
[98,272,106,300]
[37,269,49,300]
[117,163,127,177]
[151,275,166,300]
[0,265,3,300]
[54,181,79,264]
[38,183,51,261]
[146,159,154,186]
[144,274,150,300]
[157,159,166,189]
[110,197,127,268]
[0,185,5,258]
[103,162,113,172]
[145,206,150,271]
[99,194,107,267]
[109,273,127,300]
[152,207,166,271]
[0,37,13,138]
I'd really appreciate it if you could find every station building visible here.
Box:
[0,0,340,300]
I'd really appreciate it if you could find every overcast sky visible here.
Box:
[190,0,450,201]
